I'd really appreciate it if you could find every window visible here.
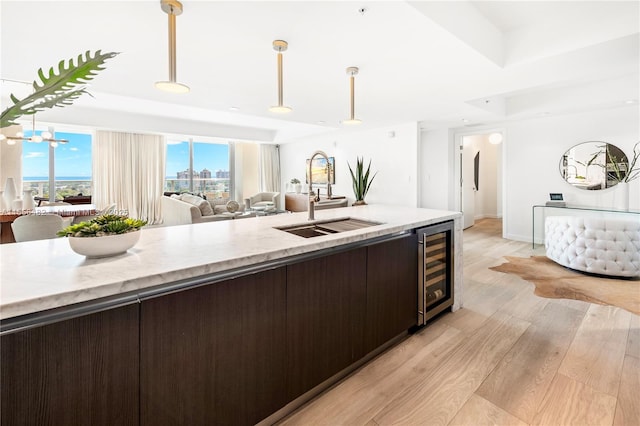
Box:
[22,129,93,201]
[165,140,230,201]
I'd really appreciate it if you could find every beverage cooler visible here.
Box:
[417,220,454,325]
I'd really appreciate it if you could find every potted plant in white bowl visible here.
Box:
[58,214,147,258]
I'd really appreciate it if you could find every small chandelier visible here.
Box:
[342,67,362,125]
[0,116,67,147]
[268,40,292,113]
[155,0,190,93]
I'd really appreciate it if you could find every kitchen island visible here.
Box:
[1,205,462,426]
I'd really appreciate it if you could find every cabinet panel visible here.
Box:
[1,304,139,426]
[140,268,287,426]
[286,247,367,400]
[365,233,418,354]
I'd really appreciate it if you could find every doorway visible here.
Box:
[457,132,504,231]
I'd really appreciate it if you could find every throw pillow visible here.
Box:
[180,193,214,216]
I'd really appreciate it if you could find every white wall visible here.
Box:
[0,125,24,206]
[464,134,500,219]
[231,142,260,204]
[502,106,639,242]
[421,105,638,243]
[279,122,420,208]
[420,128,451,210]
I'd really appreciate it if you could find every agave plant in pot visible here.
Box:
[58,214,147,258]
[348,157,377,206]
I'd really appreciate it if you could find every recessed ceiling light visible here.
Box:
[317,120,326,124]
[462,118,469,123]
[229,106,239,111]
[625,100,637,104]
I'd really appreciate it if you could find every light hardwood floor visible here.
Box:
[279,218,639,426]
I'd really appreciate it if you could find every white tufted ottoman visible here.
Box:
[545,216,640,278]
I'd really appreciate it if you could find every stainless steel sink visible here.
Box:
[275,217,381,238]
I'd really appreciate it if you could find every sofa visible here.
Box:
[545,216,640,277]
[162,194,244,226]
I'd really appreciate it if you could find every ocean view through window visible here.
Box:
[22,131,92,201]
[165,140,230,201]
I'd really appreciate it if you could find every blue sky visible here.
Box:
[166,142,229,177]
[23,134,229,178]
[23,131,92,177]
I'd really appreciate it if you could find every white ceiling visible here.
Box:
[1,1,638,142]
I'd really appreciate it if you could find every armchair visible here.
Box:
[249,192,280,210]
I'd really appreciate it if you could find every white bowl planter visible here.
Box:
[68,231,141,258]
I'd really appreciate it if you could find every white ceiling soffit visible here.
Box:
[407,1,505,67]
[410,1,639,67]
[464,34,639,118]
[1,1,639,141]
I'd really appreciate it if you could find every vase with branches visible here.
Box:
[347,157,377,205]
[605,142,639,183]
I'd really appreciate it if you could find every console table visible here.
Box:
[285,193,348,212]
[532,204,640,248]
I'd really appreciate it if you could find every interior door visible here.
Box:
[462,142,476,229]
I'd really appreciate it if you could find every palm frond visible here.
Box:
[1,50,119,128]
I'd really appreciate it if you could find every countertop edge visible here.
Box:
[1,207,461,322]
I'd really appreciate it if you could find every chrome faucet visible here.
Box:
[307,150,332,221]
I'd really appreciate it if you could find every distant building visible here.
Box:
[177,169,199,180]
[200,168,212,179]
[216,169,230,179]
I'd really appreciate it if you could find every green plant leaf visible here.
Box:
[348,157,376,201]
[57,213,147,237]
[624,142,640,183]
[1,50,119,128]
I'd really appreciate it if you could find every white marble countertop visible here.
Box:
[0,205,461,321]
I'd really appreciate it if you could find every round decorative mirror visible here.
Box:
[560,141,629,190]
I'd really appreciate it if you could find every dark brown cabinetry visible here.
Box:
[2,226,443,425]
[364,233,418,354]
[1,304,140,426]
[140,268,287,426]
[286,247,367,400]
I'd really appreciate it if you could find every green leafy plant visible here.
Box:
[347,157,377,204]
[618,142,640,183]
[290,178,300,184]
[602,142,639,184]
[1,50,119,128]
[57,214,147,238]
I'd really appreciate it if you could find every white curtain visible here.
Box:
[93,131,166,224]
[259,144,280,192]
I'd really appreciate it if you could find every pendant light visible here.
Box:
[342,67,362,125]
[155,0,190,93]
[268,40,292,113]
